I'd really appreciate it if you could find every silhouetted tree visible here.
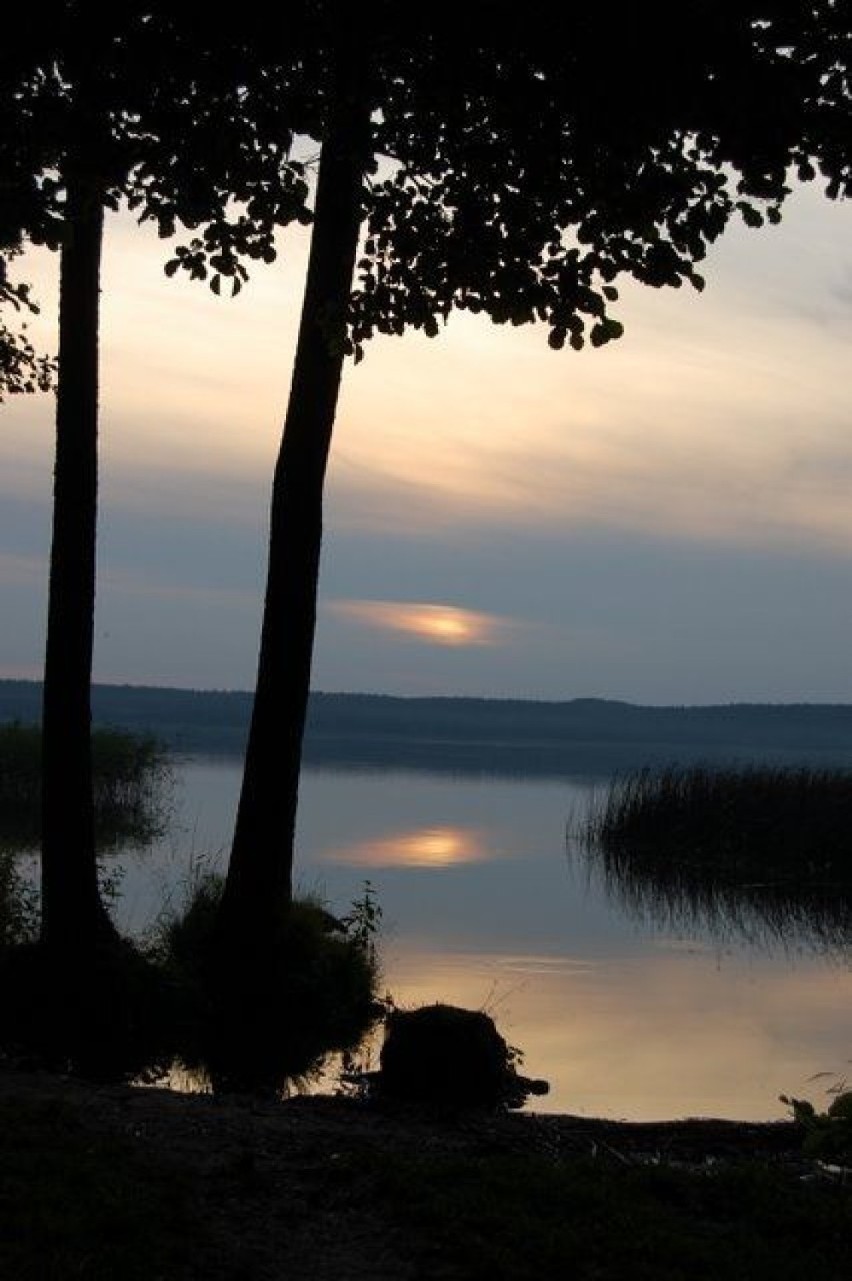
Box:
[1,6,311,956]
[0,257,55,400]
[208,3,850,961]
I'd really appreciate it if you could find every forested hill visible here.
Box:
[3,680,852,776]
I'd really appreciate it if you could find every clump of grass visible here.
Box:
[0,721,172,850]
[0,934,182,1081]
[781,1089,852,1160]
[152,873,383,1093]
[575,765,852,951]
[0,847,179,1083]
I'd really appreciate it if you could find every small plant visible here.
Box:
[340,879,382,961]
[781,1080,852,1159]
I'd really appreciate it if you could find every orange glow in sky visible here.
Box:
[3,187,851,698]
[324,825,489,867]
[326,599,503,646]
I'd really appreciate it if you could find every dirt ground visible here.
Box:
[0,1066,811,1280]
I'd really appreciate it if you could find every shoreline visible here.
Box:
[0,1061,805,1161]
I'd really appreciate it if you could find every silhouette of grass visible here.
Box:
[151,873,382,1092]
[576,766,852,950]
[0,721,171,850]
[582,765,852,872]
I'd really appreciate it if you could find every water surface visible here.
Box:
[116,758,852,1121]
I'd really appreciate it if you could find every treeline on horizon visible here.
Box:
[2,680,852,777]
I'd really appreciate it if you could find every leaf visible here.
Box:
[211,274,221,296]
[164,260,180,278]
[547,326,567,350]
[738,203,763,229]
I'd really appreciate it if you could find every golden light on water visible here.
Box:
[326,599,502,647]
[385,948,852,1120]
[324,825,489,867]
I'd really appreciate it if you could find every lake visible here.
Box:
[114,756,852,1122]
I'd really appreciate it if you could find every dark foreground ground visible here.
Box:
[1,1068,850,1280]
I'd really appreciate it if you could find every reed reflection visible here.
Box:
[322,824,490,868]
[572,841,852,957]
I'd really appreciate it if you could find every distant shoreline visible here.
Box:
[2,679,852,777]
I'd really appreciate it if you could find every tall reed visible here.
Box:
[0,722,171,850]
[575,765,852,953]
[581,764,852,875]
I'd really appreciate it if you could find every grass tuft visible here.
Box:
[151,873,383,1092]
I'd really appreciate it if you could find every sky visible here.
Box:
[1,180,851,704]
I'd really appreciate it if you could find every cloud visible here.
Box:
[325,598,512,647]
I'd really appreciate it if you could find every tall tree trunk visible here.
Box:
[40,159,112,953]
[218,82,370,948]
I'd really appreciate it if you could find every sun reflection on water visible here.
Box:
[323,824,490,867]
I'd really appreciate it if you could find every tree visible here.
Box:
[0,253,55,400]
[209,2,849,961]
[1,5,311,956]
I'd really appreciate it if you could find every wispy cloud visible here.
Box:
[325,598,512,647]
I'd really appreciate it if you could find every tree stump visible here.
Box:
[377,1003,548,1110]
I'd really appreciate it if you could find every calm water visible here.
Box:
[115,757,852,1121]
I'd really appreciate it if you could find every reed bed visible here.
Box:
[581,764,852,874]
[575,765,852,952]
[0,722,171,850]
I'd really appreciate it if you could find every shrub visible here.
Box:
[781,1089,852,1159]
[0,935,180,1081]
[154,874,382,1092]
